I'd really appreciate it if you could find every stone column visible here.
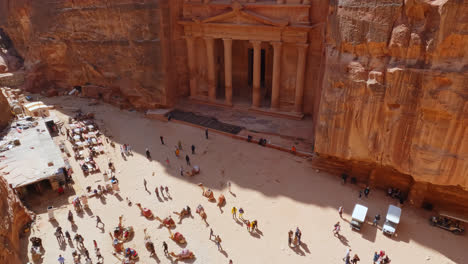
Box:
[276,0,285,4]
[251,40,262,108]
[185,36,197,98]
[204,37,216,101]
[294,43,308,113]
[223,38,233,106]
[270,41,282,110]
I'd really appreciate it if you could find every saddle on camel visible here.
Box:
[143,229,156,257]
[198,183,216,202]
[136,203,154,219]
[173,206,191,221]
[170,249,195,261]
[124,248,139,260]
[217,194,226,207]
[155,216,176,228]
[168,229,187,244]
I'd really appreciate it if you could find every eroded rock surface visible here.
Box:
[0,176,33,264]
[316,0,467,189]
[0,0,168,109]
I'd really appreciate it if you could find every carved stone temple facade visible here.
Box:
[167,0,327,120]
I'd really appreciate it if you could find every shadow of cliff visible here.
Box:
[39,96,467,264]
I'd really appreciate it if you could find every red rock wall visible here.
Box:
[0,176,33,264]
[316,0,468,190]
[0,0,168,109]
[0,91,12,130]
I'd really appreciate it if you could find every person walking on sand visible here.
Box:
[205,129,209,139]
[343,248,351,262]
[160,186,164,196]
[144,179,148,191]
[145,148,151,159]
[180,166,184,176]
[162,241,168,256]
[373,252,379,263]
[127,144,132,155]
[160,136,164,145]
[93,240,97,248]
[333,222,341,236]
[209,228,214,240]
[165,186,169,196]
[175,147,180,157]
[165,157,170,167]
[238,208,244,219]
[178,140,182,150]
[227,181,231,192]
[364,186,370,198]
[155,187,160,198]
[373,214,381,226]
[358,190,362,198]
[351,254,360,264]
[338,206,344,218]
[185,155,190,166]
[58,255,65,264]
[296,228,302,245]
[191,145,195,154]
[246,220,251,232]
[231,206,237,219]
[215,235,222,250]
[96,215,103,228]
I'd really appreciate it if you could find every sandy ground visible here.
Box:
[20,96,467,264]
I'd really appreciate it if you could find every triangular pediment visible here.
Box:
[200,1,288,27]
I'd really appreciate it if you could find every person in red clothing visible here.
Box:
[57,186,64,195]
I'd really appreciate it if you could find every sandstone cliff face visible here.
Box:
[0,90,12,130]
[0,0,167,109]
[316,0,467,189]
[0,175,33,264]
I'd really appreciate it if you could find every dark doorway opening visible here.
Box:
[26,179,52,195]
[247,49,266,87]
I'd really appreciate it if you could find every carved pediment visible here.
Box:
[199,1,288,27]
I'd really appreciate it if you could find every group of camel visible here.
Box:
[120,182,229,262]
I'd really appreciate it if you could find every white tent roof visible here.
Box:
[0,119,65,188]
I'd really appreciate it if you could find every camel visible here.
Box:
[198,183,216,202]
[144,229,156,257]
[170,249,195,261]
[136,203,154,219]
[155,216,176,228]
[168,229,186,244]
[173,206,191,221]
[113,216,133,242]
[217,194,225,207]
